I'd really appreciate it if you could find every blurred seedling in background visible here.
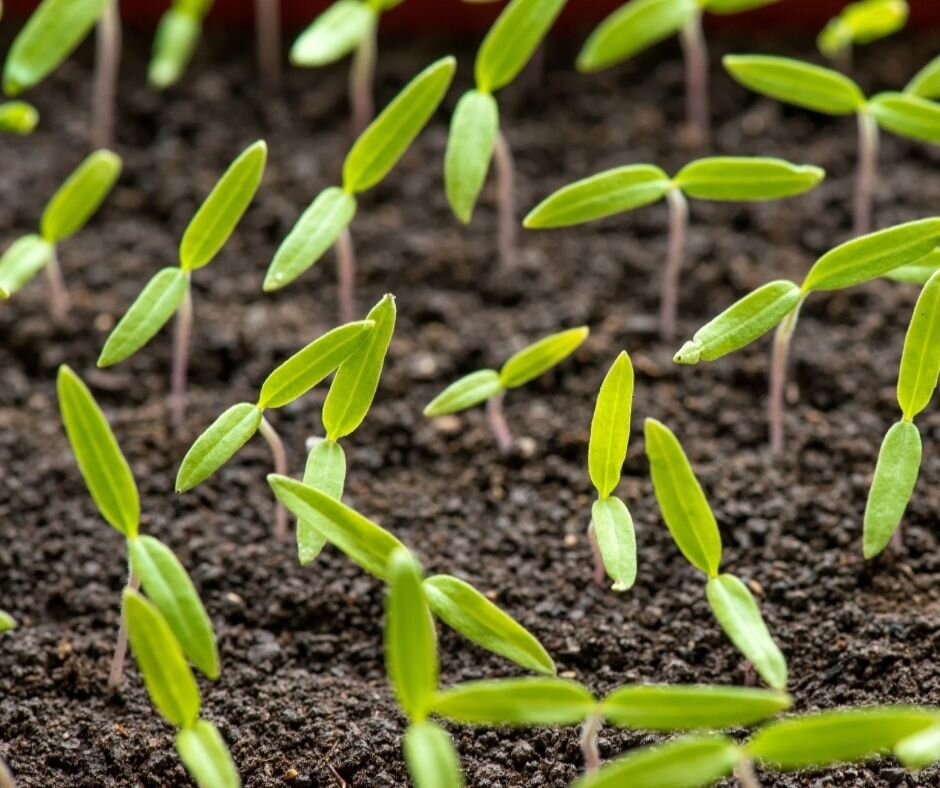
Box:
[255,0,281,87]
[445,0,566,269]
[645,418,788,691]
[0,149,121,323]
[149,0,214,89]
[264,57,454,322]
[906,54,940,102]
[525,157,823,340]
[424,326,589,453]
[0,100,38,134]
[57,366,219,693]
[577,0,782,147]
[176,320,376,540]
[818,0,908,69]
[98,141,266,435]
[674,219,940,454]
[724,54,940,235]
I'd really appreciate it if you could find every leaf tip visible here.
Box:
[673,341,702,365]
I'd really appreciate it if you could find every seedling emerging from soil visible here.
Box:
[265,57,454,322]
[123,590,240,788]
[0,149,121,322]
[725,54,940,235]
[645,418,788,690]
[424,326,589,453]
[57,366,218,690]
[99,141,266,434]
[177,320,375,540]
[149,0,214,89]
[445,0,566,268]
[674,218,940,453]
[577,0,782,146]
[818,0,908,66]
[0,100,38,134]
[525,157,823,340]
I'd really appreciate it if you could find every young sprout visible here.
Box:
[149,0,213,89]
[264,57,455,322]
[673,218,940,453]
[123,590,239,788]
[424,326,589,453]
[863,270,940,558]
[645,418,787,691]
[0,149,121,322]
[724,54,940,235]
[525,157,823,340]
[445,0,565,268]
[255,0,281,87]
[57,365,218,690]
[0,100,38,134]
[576,0,782,146]
[818,0,908,68]
[98,141,266,434]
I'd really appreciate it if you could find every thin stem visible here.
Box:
[486,392,513,454]
[260,416,289,541]
[255,0,282,88]
[679,12,709,148]
[92,0,121,149]
[768,305,801,456]
[493,130,517,270]
[854,109,880,236]
[46,246,69,324]
[336,228,356,324]
[660,188,689,342]
[0,755,13,788]
[350,20,377,135]
[580,713,602,774]
[171,283,193,438]
[734,759,762,788]
[107,567,140,690]
[587,521,606,587]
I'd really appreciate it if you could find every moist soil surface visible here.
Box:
[3,26,940,788]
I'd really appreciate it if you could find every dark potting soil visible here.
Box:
[3,24,940,788]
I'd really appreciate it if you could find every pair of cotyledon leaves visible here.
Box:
[817,0,908,59]
[149,0,215,89]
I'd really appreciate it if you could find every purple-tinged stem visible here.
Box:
[260,416,289,541]
[336,228,356,324]
[171,284,193,438]
[46,246,70,325]
[660,187,689,342]
[350,21,377,135]
[255,0,282,87]
[768,305,801,456]
[679,13,709,148]
[734,759,762,788]
[854,110,879,237]
[493,130,517,270]
[580,713,602,774]
[92,0,121,149]
[107,567,140,690]
[487,391,513,454]
[588,521,606,587]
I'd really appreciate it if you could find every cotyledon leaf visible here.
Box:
[499,327,589,389]
[431,678,596,726]
[0,235,53,296]
[886,247,940,284]
[444,90,499,224]
[907,54,940,100]
[897,270,940,420]
[403,721,464,788]
[0,611,14,633]
[589,351,634,498]
[176,720,241,788]
[297,439,346,565]
[148,8,203,89]
[0,100,39,134]
[895,722,940,769]
[423,369,503,417]
[176,403,263,492]
[591,497,636,592]
[290,0,376,67]
[673,157,824,201]
[40,150,122,243]
[869,92,940,144]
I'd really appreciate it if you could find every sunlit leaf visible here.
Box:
[0,235,53,296]
[175,403,262,492]
[290,0,376,67]
[818,0,908,58]
[592,497,636,592]
[869,92,940,144]
[445,90,499,224]
[673,157,824,201]
[423,369,503,417]
[176,720,241,788]
[897,270,940,420]
[863,420,921,559]
[499,326,589,389]
[403,722,464,788]
[297,439,346,565]
[432,678,595,726]
[40,150,122,243]
[0,100,38,134]
[589,351,634,498]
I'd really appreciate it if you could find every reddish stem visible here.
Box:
[854,110,879,236]
[350,21,377,135]
[92,0,121,149]
[107,568,140,690]
[171,284,193,438]
[768,306,800,456]
[679,13,709,148]
[260,417,289,541]
[486,391,513,454]
[493,130,516,270]
[336,228,356,324]
[46,246,70,325]
[580,714,602,774]
[255,0,281,87]
[660,188,688,342]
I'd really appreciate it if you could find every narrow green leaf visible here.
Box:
[176,403,262,492]
[444,90,499,224]
[386,548,437,722]
[863,421,922,559]
[40,150,122,243]
[644,418,721,576]
[706,574,787,691]
[818,0,908,58]
[0,100,39,134]
[723,54,865,115]
[257,320,374,409]
[290,0,376,66]
[2,0,108,95]
[123,589,201,728]
[297,439,346,565]
[432,678,595,726]
[673,157,824,201]
[476,0,566,92]
[0,611,15,633]
[423,369,502,417]
[499,326,589,389]
[895,722,940,769]
[602,684,792,731]
[57,365,139,537]
[129,535,218,680]
[869,92,940,144]
[898,270,940,419]
[907,54,940,100]
[886,248,940,284]
[591,497,637,592]
[0,235,52,296]
[403,722,464,788]
[423,574,556,675]
[97,268,188,367]
[176,720,241,788]
[268,475,405,578]
[576,0,698,73]
[589,351,634,498]
[264,186,357,291]
[705,0,782,12]
[343,56,456,193]
[322,294,396,441]
[673,280,801,365]
[149,9,202,89]
[524,165,671,228]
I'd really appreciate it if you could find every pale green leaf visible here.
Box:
[176,720,241,788]
[673,157,824,201]
[898,270,940,419]
[444,90,499,224]
[499,326,589,388]
[423,369,502,417]
[895,722,940,769]
[907,54,940,100]
[0,235,52,296]
[818,0,908,58]
[863,420,921,559]
[705,0,782,12]
[403,722,464,788]
[297,439,346,565]
[885,248,940,284]
[0,611,15,633]
[591,497,637,592]
[432,678,595,726]
[869,92,940,144]
[589,351,634,498]
[290,0,376,66]
[176,403,262,492]
[0,100,38,134]
[40,150,122,243]
[149,9,203,89]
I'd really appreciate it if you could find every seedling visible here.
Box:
[725,54,940,235]
[149,0,214,89]
[818,0,908,67]
[0,149,121,322]
[525,157,823,340]
[577,0,782,146]
[444,0,566,268]
[98,141,266,434]
[0,100,38,134]
[424,326,589,453]
[645,417,788,690]
[674,218,940,453]
[264,57,455,322]
[176,320,376,540]
[57,365,219,691]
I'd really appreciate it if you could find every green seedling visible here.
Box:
[445,0,567,268]
[0,100,38,134]
[424,326,589,453]
[645,418,787,690]
[577,0,782,146]
[264,57,454,322]
[123,590,240,788]
[525,157,823,341]
[267,475,557,676]
[674,218,940,453]
[818,0,908,66]
[99,141,266,435]
[149,0,214,89]
[907,55,940,101]
[57,365,218,691]
[725,54,940,235]
[863,270,940,558]
[0,149,121,322]
[177,320,376,540]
